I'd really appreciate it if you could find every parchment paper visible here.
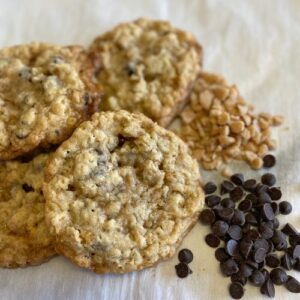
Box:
[0,0,299,299]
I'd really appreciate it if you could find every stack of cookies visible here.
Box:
[0,19,205,273]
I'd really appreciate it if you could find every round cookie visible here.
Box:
[44,111,203,274]
[0,43,100,160]
[89,18,202,127]
[0,153,56,267]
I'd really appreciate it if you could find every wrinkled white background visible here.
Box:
[0,0,300,299]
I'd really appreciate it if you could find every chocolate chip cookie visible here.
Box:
[89,18,202,127]
[44,110,204,274]
[0,153,55,267]
[0,43,100,160]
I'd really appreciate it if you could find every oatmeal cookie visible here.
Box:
[89,18,202,127]
[0,153,55,268]
[44,111,203,274]
[0,43,100,160]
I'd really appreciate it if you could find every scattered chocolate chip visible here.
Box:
[267,187,282,200]
[282,223,298,236]
[254,248,267,263]
[270,268,288,285]
[204,182,217,194]
[279,201,292,215]
[285,276,300,293]
[250,270,265,286]
[261,203,275,221]
[221,180,235,194]
[281,253,294,270]
[22,183,34,192]
[199,209,216,225]
[261,173,276,187]
[215,247,230,262]
[175,262,192,278]
[232,210,246,226]
[239,239,253,259]
[216,208,234,222]
[229,282,244,299]
[226,239,240,256]
[266,254,280,268]
[238,199,252,212]
[263,154,276,168]
[205,195,221,208]
[205,233,221,248]
[212,221,229,237]
[228,225,243,241]
[220,259,239,276]
[260,279,275,297]
[243,179,257,191]
[178,249,193,264]
[231,173,244,186]
[230,187,244,202]
[221,198,236,209]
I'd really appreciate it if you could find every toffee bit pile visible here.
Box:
[176,72,283,170]
[199,155,300,298]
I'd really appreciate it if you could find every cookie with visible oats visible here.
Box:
[44,110,203,274]
[89,18,202,127]
[0,153,55,268]
[0,43,100,160]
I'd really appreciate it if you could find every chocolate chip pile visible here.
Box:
[199,155,300,298]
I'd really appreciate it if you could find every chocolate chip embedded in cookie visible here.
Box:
[0,43,101,160]
[89,18,202,127]
[0,153,56,267]
[43,110,204,274]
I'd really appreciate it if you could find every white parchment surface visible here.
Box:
[0,0,300,299]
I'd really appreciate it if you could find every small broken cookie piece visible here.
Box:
[0,153,56,268]
[89,18,202,127]
[0,43,101,161]
[44,111,204,274]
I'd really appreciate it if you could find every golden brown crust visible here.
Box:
[89,18,202,127]
[0,43,101,160]
[44,111,204,274]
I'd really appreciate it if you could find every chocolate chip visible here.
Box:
[279,201,292,215]
[256,184,269,195]
[212,221,229,237]
[228,225,243,241]
[281,223,298,236]
[238,199,252,212]
[205,233,221,248]
[254,248,267,263]
[271,202,279,215]
[221,198,236,209]
[260,279,275,297]
[250,270,265,286]
[262,203,275,221]
[204,182,217,194]
[22,183,34,192]
[239,263,253,278]
[270,268,288,285]
[261,173,276,187]
[292,245,300,259]
[230,187,244,202]
[273,218,280,229]
[281,253,294,270]
[232,210,246,226]
[243,179,257,192]
[216,208,234,222]
[263,154,276,168]
[289,234,300,247]
[220,258,239,276]
[199,209,216,225]
[258,192,272,204]
[245,212,258,226]
[221,180,235,194]
[226,239,240,256]
[231,274,247,286]
[267,187,282,200]
[178,249,193,264]
[175,262,192,278]
[215,248,230,262]
[261,269,270,281]
[245,229,260,241]
[266,254,280,268]
[285,276,300,293]
[259,223,274,240]
[272,230,286,246]
[229,282,244,299]
[205,195,221,207]
[240,239,253,259]
[231,173,244,186]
